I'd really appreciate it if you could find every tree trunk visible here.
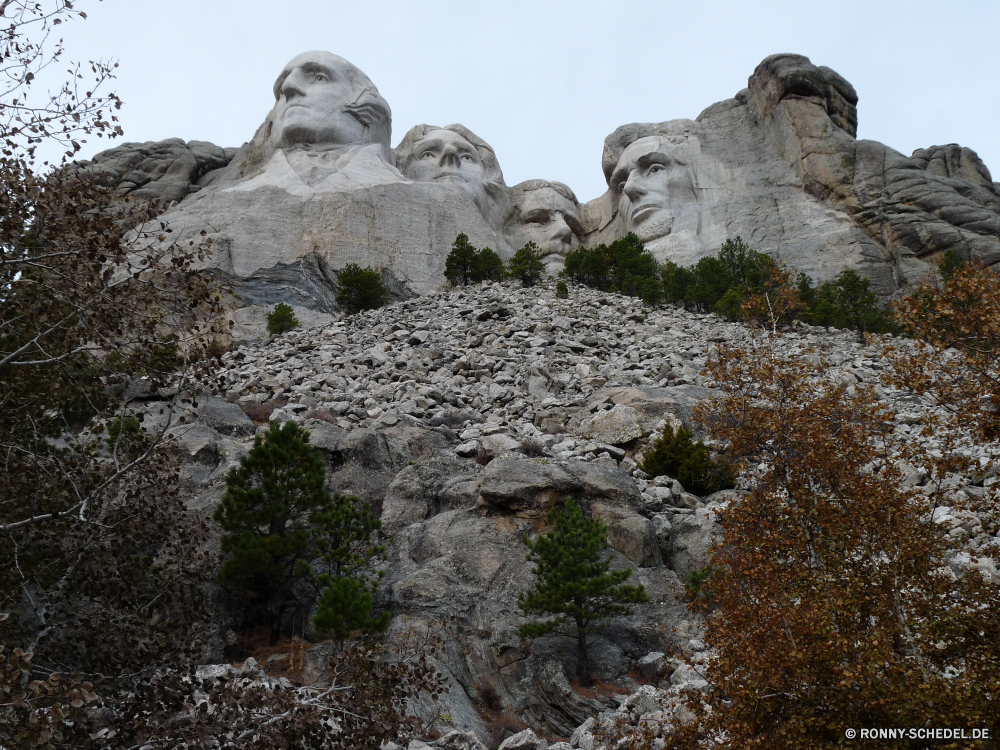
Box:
[270,603,284,646]
[576,624,590,687]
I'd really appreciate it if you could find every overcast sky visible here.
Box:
[56,0,1000,203]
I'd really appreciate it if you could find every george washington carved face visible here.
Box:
[271,51,390,151]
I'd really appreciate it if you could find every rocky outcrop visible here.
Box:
[131,279,999,743]
[78,138,238,207]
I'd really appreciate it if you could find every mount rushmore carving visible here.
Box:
[80,51,1000,313]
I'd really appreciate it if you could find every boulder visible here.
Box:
[197,397,255,437]
[479,457,641,516]
[591,502,660,567]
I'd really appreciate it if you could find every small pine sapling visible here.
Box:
[518,498,648,686]
[639,423,733,496]
[267,302,300,335]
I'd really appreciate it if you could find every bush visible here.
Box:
[555,280,569,299]
[639,423,734,496]
[507,242,546,287]
[267,302,300,335]
[336,263,389,314]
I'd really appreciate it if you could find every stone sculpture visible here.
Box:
[89,50,998,317]
[127,53,511,324]
[394,123,508,227]
[229,51,401,195]
[504,180,583,273]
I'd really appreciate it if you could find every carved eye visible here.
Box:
[420,150,437,159]
[313,73,328,82]
[648,164,666,175]
[461,154,474,162]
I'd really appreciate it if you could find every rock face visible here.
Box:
[583,53,1000,296]
[136,278,999,743]
[88,52,997,315]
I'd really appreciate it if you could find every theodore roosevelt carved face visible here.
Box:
[507,180,582,266]
[609,135,698,243]
[271,51,391,151]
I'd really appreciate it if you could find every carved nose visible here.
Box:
[622,171,645,201]
[280,70,307,100]
[550,214,572,241]
[440,144,462,168]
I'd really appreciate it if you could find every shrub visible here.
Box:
[639,423,733,496]
[555,280,569,299]
[507,242,546,287]
[336,263,389,314]
[267,302,300,335]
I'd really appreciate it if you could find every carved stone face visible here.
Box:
[610,136,697,243]
[403,129,486,205]
[514,187,582,260]
[272,52,372,149]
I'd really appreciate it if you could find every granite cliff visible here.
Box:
[77,52,998,329]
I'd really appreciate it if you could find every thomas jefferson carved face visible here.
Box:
[403,129,486,204]
[513,186,582,262]
[610,136,697,242]
[271,51,389,150]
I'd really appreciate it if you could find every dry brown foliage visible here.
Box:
[647,328,1000,748]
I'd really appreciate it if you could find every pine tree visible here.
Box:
[444,233,478,286]
[471,246,506,282]
[639,423,733,496]
[267,302,300,335]
[311,492,391,647]
[507,241,547,287]
[518,498,649,686]
[336,263,389,314]
[213,422,390,646]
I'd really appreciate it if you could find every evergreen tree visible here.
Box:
[213,422,389,645]
[639,423,734,496]
[336,263,389,314]
[311,492,391,647]
[518,499,649,686]
[471,246,506,282]
[507,241,547,287]
[267,302,300,335]
[444,233,478,286]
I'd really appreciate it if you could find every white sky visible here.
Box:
[54,0,1000,203]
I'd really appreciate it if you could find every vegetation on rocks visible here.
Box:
[562,232,659,297]
[214,421,389,646]
[267,301,300,335]
[336,263,390,314]
[639,423,733,496]
[518,498,649,687]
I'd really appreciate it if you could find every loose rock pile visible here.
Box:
[142,279,998,745]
